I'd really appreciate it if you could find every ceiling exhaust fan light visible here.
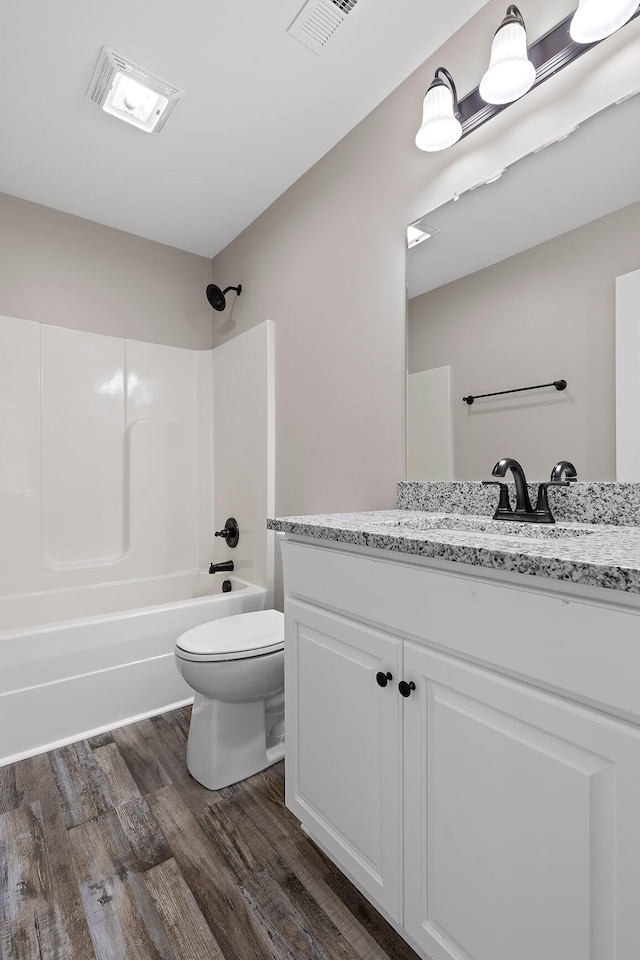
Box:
[87,48,183,133]
[479,10,536,104]
[415,71,462,152]
[569,0,639,43]
[104,74,169,129]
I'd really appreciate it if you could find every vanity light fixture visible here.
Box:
[479,6,536,105]
[415,67,462,152]
[570,0,639,43]
[415,6,640,152]
[87,47,184,133]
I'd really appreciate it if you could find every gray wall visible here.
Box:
[212,0,640,520]
[409,201,640,481]
[0,192,214,349]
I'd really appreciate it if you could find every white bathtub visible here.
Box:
[0,573,266,765]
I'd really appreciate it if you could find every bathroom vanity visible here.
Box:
[268,482,640,960]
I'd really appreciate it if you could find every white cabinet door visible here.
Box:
[285,599,404,921]
[403,641,640,960]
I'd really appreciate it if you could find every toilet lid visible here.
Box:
[175,608,284,662]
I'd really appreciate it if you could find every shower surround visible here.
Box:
[0,314,274,760]
[0,316,214,598]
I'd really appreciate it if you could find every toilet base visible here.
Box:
[186,694,285,790]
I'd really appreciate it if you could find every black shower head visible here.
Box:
[206,283,242,311]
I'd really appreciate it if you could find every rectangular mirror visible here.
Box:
[406,90,640,481]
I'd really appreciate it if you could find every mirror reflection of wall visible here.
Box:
[406,91,640,482]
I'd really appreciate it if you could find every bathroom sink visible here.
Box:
[376,514,596,539]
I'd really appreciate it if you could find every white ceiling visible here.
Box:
[0,0,489,258]
[407,89,640,298]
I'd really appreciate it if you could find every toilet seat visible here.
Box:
[175,609,284,663]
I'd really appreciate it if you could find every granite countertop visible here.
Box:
[267,508,640,596]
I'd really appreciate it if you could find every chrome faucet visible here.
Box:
[483,458,578,524]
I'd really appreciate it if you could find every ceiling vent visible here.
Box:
[288,0,361,55]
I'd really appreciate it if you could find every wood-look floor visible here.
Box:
[0,706,419,960]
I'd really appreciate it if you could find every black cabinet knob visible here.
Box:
[376,671,393,688]
[398,680,416,698]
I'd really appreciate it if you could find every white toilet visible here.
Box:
[175,608,285,790]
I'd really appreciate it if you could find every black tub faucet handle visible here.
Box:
[214,517,239,548]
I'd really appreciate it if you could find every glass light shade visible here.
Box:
[415,83,462,152]
[570,0,638,42]
[479,20,536,104]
